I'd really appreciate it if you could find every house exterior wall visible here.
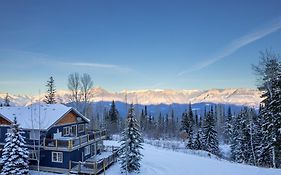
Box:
[47,121,88,138]
[39,142,98,169]
[0,108,103,170]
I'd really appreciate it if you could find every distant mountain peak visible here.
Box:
[0,87,261,107]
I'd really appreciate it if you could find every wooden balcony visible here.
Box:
[43,130,107,151]
[69,146,119,174]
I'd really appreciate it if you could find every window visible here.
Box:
[78,124,84,133]
[71,125,77,136]
[29,150,38,160]
[52,152,63,163]
[30,130,40,140]
[63,127,70,136]
[84,146,90,156]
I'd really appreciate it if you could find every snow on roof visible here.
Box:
[0,104,86,130]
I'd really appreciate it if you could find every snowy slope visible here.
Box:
[104,140,281,175]
[0,87,261,107]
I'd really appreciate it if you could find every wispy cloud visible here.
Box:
[0,49,132,73]
[64,62,119,68]
[62,62,132,72]
[177,18,281,76]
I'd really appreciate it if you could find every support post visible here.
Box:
[78,161,81,173]
[103,159,106,175]
[94,162,97,175]
[68,160,71,173]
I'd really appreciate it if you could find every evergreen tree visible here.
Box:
[44,76,56,104]
[108,100,119,134]
[140,109,145,132]
[255,107,265,166]
[193,114,203,150]
[230,108,253,164]
[230,112,242,162]
[248,109,259,165]
[253,51,281,168]
[193,132,202,150]
[164,114,169,135]
[1,117,29,175]
[103,107,110,131]
[224,106,233,144]
[181,103,194,149]
[3,93,10,107]
[146,113,154,138]
[195,112,199,131]
[170,110,176,137]
[202,108,220,156]
[144,106,148,133]
[119,104,143,173]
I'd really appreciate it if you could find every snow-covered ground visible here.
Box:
[104,140,281,175]
[29,140,281,175]
[30,170,62,175]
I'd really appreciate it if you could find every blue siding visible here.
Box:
[0,111,99,170]
[39,143,96,169]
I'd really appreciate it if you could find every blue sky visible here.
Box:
[1,0,281,95]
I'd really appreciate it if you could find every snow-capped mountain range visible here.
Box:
[0,87,261,107]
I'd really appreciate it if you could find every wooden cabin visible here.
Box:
[0,104,107,173]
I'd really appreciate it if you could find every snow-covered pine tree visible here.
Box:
[230,107,258,165]
[144,106,148,132]
[193,114,203,150]
[239,109,252,164]
[164,114,169,136]
[253,51,281,168]
[230,112,241,162]
[1,117,29,175]
[181,103,194,149]
[223,106,233,144]
[44,76,56,104]
[202,107,220,156]
[193,127,203,150]
[267,64,281,167]
[140,109,146,132]
[253,108,264,166]
[156,112,164,138]
[119,104,144,174]
[146,113,155,138]
[170,110,176,138]
[248,108,259,166]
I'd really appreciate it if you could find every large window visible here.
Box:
[52,152,63,163]
[30,130,40,140]
[29,150,38,160]
[71,125,77,136]
[63,127,70,136]
[84,146,90,156]
[78,124,85,133]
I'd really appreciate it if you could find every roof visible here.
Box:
[0,104,89,130]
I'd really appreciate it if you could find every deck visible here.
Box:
[69,146,119,174]
[43,130,107,151]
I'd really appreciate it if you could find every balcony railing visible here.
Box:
[43,130,107,150]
